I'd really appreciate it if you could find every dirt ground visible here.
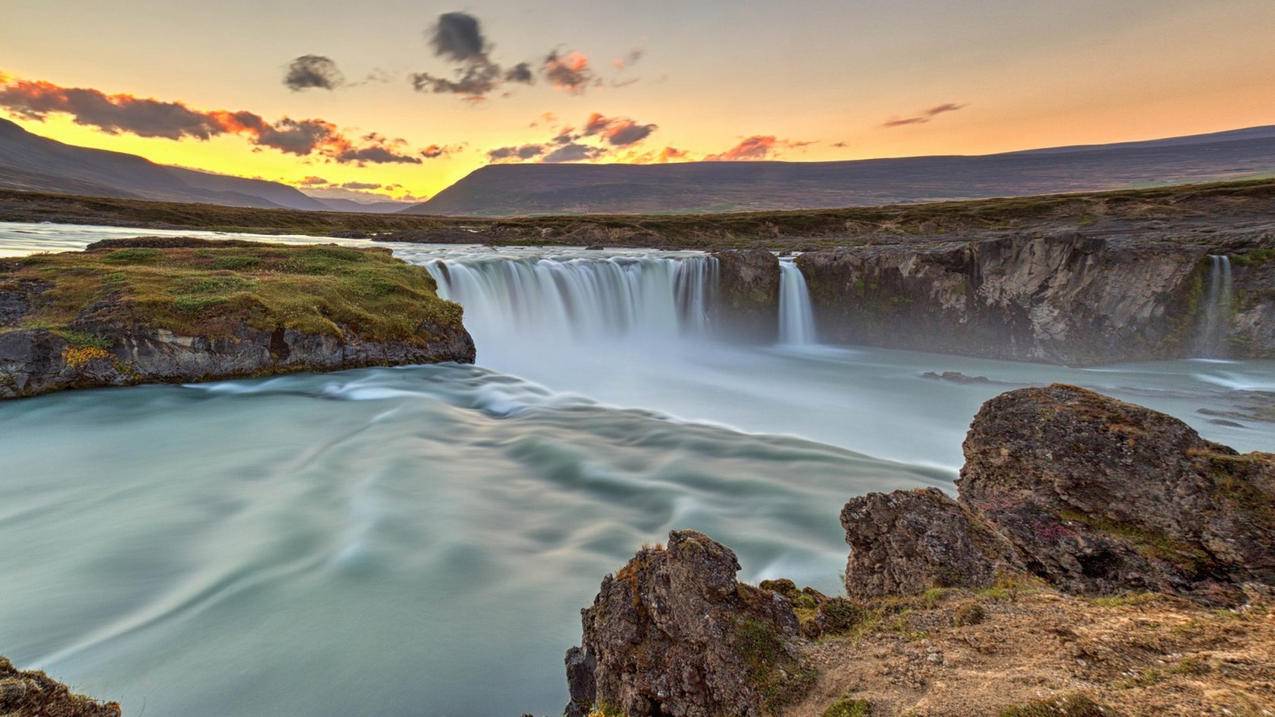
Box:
[787,584,1275,717]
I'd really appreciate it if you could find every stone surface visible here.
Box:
[0,657,120,717]
[958,384,1275,602]
[711,248,780,342]
[565,530,809,717]
[840,487,1021,598]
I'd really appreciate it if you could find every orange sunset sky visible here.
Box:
[3,0,1274,202]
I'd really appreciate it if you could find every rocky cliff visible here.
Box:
[0,238,475,398]
[712,248,780,342]
[796,233,1275,365]
[564,386,1275,716]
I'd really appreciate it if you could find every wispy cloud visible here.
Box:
[0,73,435,165]
[882,102,966,128]
[704,135,814,161]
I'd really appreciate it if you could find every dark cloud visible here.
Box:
[429,12,488,63]
[0,74,433,164]
[411,60,502,98]
[488,144,546,162]
[338,181,382,190]
[420,143,461,158]
[298,175,329,186]
[883,102,966,127]
[582,112,657,146]
[284,55,344,91]
[542,50,596,94]
[542,142,604,163]
[504,62,534,84]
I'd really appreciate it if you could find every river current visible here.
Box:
[1,222,1272,716]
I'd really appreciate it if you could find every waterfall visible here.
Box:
[778,261,818,346]
[424,255,719,349]
[1194,254,1233,358]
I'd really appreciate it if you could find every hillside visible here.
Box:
[0,119,328,211]
[407,125,1275,216]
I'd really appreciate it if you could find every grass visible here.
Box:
[733,617,818,713]
[998,693,1110,717]
[2,177,1274,250]
[822,696,872,717]
[5,238,463,344]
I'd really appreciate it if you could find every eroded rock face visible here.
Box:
[0,657,120,717]
[840,487,1021,598]
[711,249,779,342]
[958,384,1275,602]
[565,530,809,717]
[797,234,1275,364]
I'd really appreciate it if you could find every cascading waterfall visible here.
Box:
[778,260,818,345]
[424,255,719,348]
[1194,254,1233,358]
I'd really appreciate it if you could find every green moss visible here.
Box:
[11,240,463,344]
[822,696,872,717]
[733,617,818,713]
[1230,248,1275,267]
[1089,592,1160,608]
[1058,510,1210,572]
[998,693,1109,717]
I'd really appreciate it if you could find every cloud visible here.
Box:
[542,50,595,94]
[582,112,657,146]
[504,62,534,84]
[338,181,382,190]
[0,74,430,164]
[704,135,813,161]
[299,175,329,186]
[612,49,644,71]
[429,12,488,63]
[656,146,688,162]
[882,102,966,128]
[420,143,462,158]
[411,62,502,98]
[542,142,604,163]
[488,144,545,162]
[284,55,344,91]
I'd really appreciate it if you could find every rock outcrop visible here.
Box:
[958,384,1275,602]
[0,657,120,716]
[0,238,475,398]
[797,234,1275,364]
[564,530,811,717]
[840,384,1275,605]
[711,249,780,342]
[840,487,1020,598]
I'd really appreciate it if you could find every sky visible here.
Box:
[2,0,1274,202]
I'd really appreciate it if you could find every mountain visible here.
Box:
[406,125,1275,216]
[306,196,418,214]
[0,118,326,211]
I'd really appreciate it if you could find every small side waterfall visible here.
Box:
[1194,254,1233,358]
[424,255,719,348]
[778,261,818,346]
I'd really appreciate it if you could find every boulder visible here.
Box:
[565,530,811,717]
[958,384,1275,602]
[840,487,1021,598]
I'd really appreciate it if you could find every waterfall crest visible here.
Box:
[778,261,818,345]
[1195,254,1233,358]
[425,255,719,348]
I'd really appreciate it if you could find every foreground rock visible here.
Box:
[565,530,812,717]
[959,384,1275,603]
[0,657,119,716]
[0,238,474,398]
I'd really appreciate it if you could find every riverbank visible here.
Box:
[0,237,473,398]
[563,385,1275,716]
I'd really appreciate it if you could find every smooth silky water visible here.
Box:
[2,222,1273,716]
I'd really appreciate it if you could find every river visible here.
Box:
[1,222,1272,716]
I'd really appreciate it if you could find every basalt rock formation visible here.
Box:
[564,530,812,717]
[0,238,475,399]
[841,384,1275,605]
[711,249,780,342]
[796,234,1275,365]
[0,657,120,716]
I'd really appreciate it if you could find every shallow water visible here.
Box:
[1,222,1273,716]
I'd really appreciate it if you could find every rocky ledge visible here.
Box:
[565,385,1274,716]
[0,657,120,716]
[0,237,475,398]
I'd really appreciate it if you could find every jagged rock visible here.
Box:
[958,384,1275,602]
[565,530,811,717]
[840,487,1021,598]
[711,249,780,342]
[0,657,119,716]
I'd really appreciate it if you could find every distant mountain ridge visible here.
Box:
[406,125,1275,216]
[0,119,407,213]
